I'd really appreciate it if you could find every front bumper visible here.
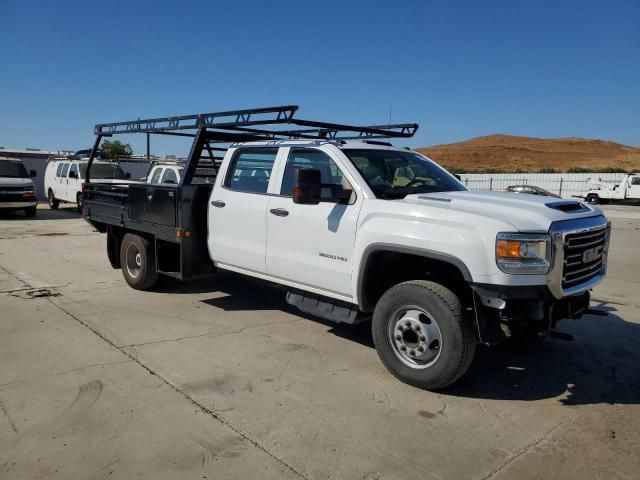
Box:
[0,201,37,211]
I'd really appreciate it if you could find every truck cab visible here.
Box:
[82,106,611,390]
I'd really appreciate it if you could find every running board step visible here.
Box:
[286,290,367,324]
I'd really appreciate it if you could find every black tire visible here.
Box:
[48,190,59,209]
[586,194,599,205]
[24,206,37,218]
[120,233,158,290]
[76,192,83,213]
[372,280,476,390]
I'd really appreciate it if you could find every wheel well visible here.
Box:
[358,249,472,312]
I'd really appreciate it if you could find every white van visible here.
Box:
[45,159,128,211]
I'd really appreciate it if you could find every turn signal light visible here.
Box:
[496,240,522,258]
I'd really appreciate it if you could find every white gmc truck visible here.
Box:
[83,106,611,389]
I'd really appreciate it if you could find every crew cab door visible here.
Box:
[627,175,640,199]
[266,147,361,298]
[208,148,280,273]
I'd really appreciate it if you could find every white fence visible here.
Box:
[458,173,627,199]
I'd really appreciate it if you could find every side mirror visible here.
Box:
[29,170,37,177]
[69,171,77,178]
[293,168,321,205]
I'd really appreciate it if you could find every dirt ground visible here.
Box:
[417,134,640,172]
[0,204,639,479]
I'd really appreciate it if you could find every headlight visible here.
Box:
[496,233,551,274]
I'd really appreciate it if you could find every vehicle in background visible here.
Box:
[579,173,640,204]
[146,163,184,184]
[82,106,611,390]
[44,158,129,212]
[506,185,561,198]
[72,148,104,160]
[0,158,38,217]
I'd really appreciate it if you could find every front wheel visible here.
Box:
[120,233,159,290]
[372,280,476,390]
[76,192,83,213]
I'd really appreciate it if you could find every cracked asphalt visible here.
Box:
[1,204,639,479]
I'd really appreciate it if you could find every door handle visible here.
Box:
[270,208,289,217]
[211,200,226,208]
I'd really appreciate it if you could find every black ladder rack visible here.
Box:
[94,105,418,141]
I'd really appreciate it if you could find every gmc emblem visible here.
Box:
[582,246,603,263]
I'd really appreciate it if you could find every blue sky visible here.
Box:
[1,0,638,154]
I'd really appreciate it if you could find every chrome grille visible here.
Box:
[562,227,607,289]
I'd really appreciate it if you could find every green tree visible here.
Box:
[101,140,133,160]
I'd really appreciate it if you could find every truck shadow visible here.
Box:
[165,274,640,406]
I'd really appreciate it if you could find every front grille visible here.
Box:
[562,227,607,288]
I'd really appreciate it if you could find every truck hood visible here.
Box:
[0,177,34,188]
[402,190,603,231]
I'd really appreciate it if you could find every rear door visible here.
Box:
[266,146,361,297]
[57,162,70,200]
[208,148,280,273]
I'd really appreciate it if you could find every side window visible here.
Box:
[61,163,70,177]
[161,168,178,184]
[280,149,350,199]
[224,149,277,194]
[56,163,64,177]
[631,176,640,186]
[150,167,163,184]
[68,163,78,178]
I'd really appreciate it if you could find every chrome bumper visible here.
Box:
[547,216,611,299]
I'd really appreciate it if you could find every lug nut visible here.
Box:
[409,350,415,356]
[414,325,421,332]
[418,346,424,352]
[420,336,426,342]
[397,325,403,331]
[405,321,411,327]
[400,345,406,351]
[395,335,401,341]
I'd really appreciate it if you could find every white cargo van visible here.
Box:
[45,159,128,211]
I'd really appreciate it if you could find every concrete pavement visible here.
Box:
[0,204,639,479]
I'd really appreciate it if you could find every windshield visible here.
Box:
[343,149,466,199]
[0,161,28,178]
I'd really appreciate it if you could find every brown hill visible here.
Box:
[416,134,640,173]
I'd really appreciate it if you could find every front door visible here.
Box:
[628,175,640,199]
[266,147,360,298]
[208,148,279,273]
[66,163,80,203]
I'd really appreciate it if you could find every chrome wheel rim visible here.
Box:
[387,306,443,369]
[125,243,142,279]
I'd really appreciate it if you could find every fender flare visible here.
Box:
[356,243,473,311]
